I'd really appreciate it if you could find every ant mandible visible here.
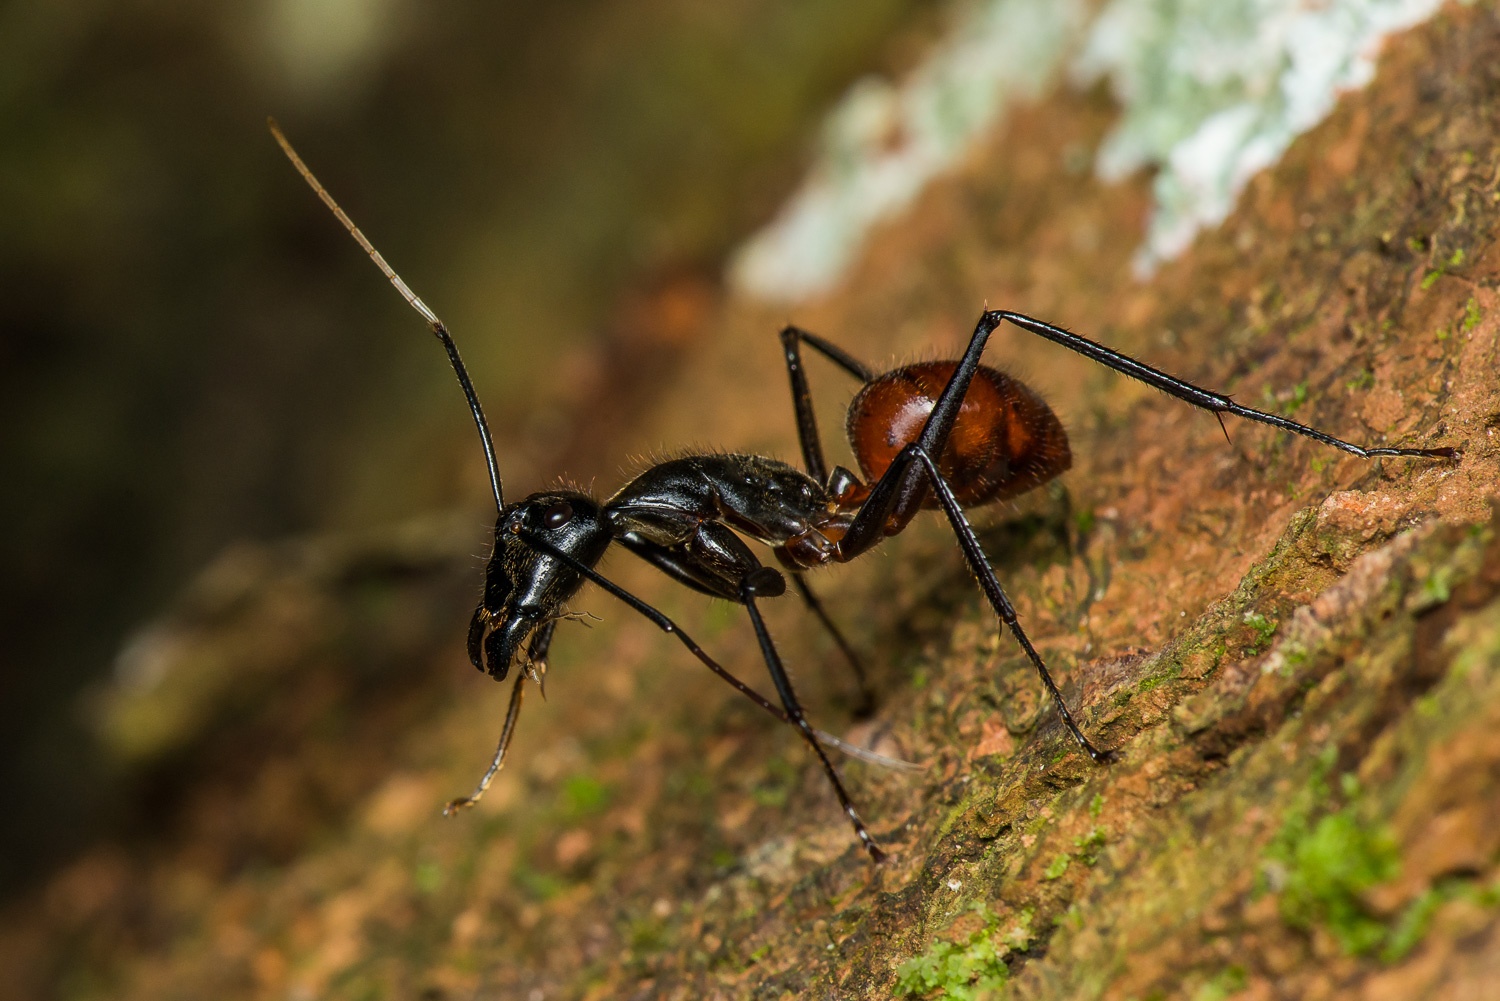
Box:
[271,121,1458,863]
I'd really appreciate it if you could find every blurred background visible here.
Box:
[0,0,946,899]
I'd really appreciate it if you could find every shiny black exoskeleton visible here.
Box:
[274,121,1458,863]
[467,455,841,680]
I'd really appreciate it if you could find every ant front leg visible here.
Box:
[625,529,876,717]
[535,526,889,860]
[668,526,888,858]
[624,519,887,859]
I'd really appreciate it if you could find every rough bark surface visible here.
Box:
[4,6,1499,1001]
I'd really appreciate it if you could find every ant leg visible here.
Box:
[837,312,1010,557]
[444,667,528,814]
[618,532,742,600]
[779,325,876,483]
[519,531,909,771]
[444,619,559,812]
[624,531,877,714]
[522,617,558,698]
[893,443,1113,763]
[790,573,875,717]
[741,580,887,862]
[987,310,1459,459]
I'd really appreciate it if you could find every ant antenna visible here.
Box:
[268,118,506,513]
[443,669,526,814]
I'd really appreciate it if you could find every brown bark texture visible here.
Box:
[5,6,1500,1000]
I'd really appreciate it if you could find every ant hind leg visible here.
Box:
[986,310,1459,460]
[880,442,1115,763]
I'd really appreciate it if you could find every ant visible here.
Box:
[271,121,1458,863]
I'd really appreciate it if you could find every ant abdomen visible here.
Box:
[846,362,1072,507]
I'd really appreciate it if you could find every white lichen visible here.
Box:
[1074,0,1453,276]
[729,0,1088,302]
[729,0,1456,301]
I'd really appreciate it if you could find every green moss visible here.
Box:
[1380,877,1500,963]
[560,774,610,819]
[1043,853,1071,880]
[1193,965,1247,1001]
[1462,296,1481,332]
[1242,610,1278,652]
[1380,887,1442,963]
[896,905,1032,1000]
[1345,368,1374,391]
[1136,674,1167,694]
[1277,645,1310,677]
[1283,382,1309,416]
[895,937,1007,999]
[1089,793,1105,818]
[1419,565,1454,606]
[1073,827,1108,866]
[1000,908,1035,953]
[1274,810,1398,953]
[1420,249,1467,291]
[512,865,564,902]
[413,859,444,895]
[1265,759,1402,958]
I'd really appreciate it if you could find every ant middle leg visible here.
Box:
[777,327,881,712]
[790,573,875,718]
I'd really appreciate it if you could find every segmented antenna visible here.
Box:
[268,118,505,513]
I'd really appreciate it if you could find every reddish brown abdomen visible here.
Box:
[845,362,1071,508]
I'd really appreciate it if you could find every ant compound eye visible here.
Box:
[542,500,574,529]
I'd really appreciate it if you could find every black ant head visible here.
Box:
[467,491,611,680]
